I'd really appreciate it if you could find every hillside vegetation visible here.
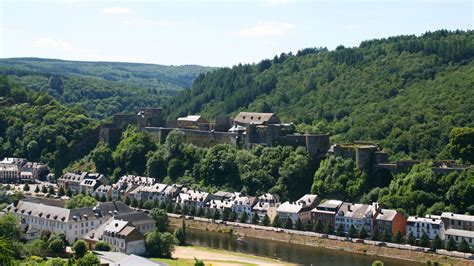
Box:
[0,58,213,119]
[166,30,474,160]
[0,76,99,177]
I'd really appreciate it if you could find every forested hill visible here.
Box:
[166,30,474,160]
[0,75,99,177]
[0,58,214,119]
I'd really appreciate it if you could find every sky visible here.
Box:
[0,0,472,67]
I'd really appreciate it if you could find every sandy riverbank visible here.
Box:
[170,217,473,266]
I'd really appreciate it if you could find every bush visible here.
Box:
[72,240,88,258]
[48,239,65,253]
[77,253,100,266]
[94,241,111,251]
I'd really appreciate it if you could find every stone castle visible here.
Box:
[99,108,330,159]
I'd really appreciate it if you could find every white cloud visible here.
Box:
[33,37,73,51]
[102,6,131,15]
[239,21,295,38]
[262,0,290,6]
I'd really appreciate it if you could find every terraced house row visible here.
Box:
[56,172,474,248]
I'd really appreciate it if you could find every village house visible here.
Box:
[311,199,343,228]
[205,199,234,215]
[375,208,406,236]
[441,212,474,231]
[175,189,210,209]
[102,219,146,255]
[232,193,257,221]
[114,211,156,235]
[212,191,235,201]
[4,199,137,243]
[0,157,47,183]
[59,172,108,194]
[406,215,445,241]
[128,183,168,202]
[445,229,474,248]
[335,203,379,234]
[111,175,155,200]
[253,193,280,222]
[94,185,112,199]
[276,194,319,224]
[80,179,101,195]
[162,184,184,203]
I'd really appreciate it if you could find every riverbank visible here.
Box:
[170,217,473,266]
[154,246,293,266]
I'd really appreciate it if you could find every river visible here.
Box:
[183,228,419,265]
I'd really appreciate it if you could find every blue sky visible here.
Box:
[0,0,472,66]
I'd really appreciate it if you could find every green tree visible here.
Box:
[239,212,248,223]
[112,126,156,176]
[42,185,48,194]
[94,241,111,251]
[0,214,21,241]
[392,231,404,244]
[432,235,443,250]
[58,187,65,197]
[348,225,357,238]
[272,215,281,228]
[326,222,334,235]
[151,208,170,232]
[359,226,368,239]
[146,231,178,258]
[131,198,138,208]
[49,239,65,253]
[419,232,430,248]
[77,253,100,266]
[381,229,391,242]
[262,214,270,226]
[48,186,55,195]
[371,228,380,241]
[222,208,230,221]
[0,237,14,265]
[314,220,324,233]
[251,212,259,225]
[407,231,416,245]
[458,239,471,253]
[72,240,88,258]
[336,224,344,236]
[446,237,457,251]
[66,188,72,197]
[447,127,474,163]
[34,185,40,193]
[230,210,238,221]
[283,217,293,229]
[174,220,187,246]
[91,142,114,175]
[295,218,304,231]
[124,196,131,206]
[23,182,30,191]
[65,194,96,209]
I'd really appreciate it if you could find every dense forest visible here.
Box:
[0,76,99,177]
[0,58,213,119]
[166,30,474,161]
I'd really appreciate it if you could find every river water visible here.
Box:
[184,228,419,265]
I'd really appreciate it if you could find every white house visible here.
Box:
[102,219,146,255]
[175,189,210,209]
[232,193,257,221]
[406,215,445,240]
[277,194,319,224]
[335,203,378,234]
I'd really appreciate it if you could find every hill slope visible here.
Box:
[0,76,99,176]
[166,30,474,160]
[0,58,214,119]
